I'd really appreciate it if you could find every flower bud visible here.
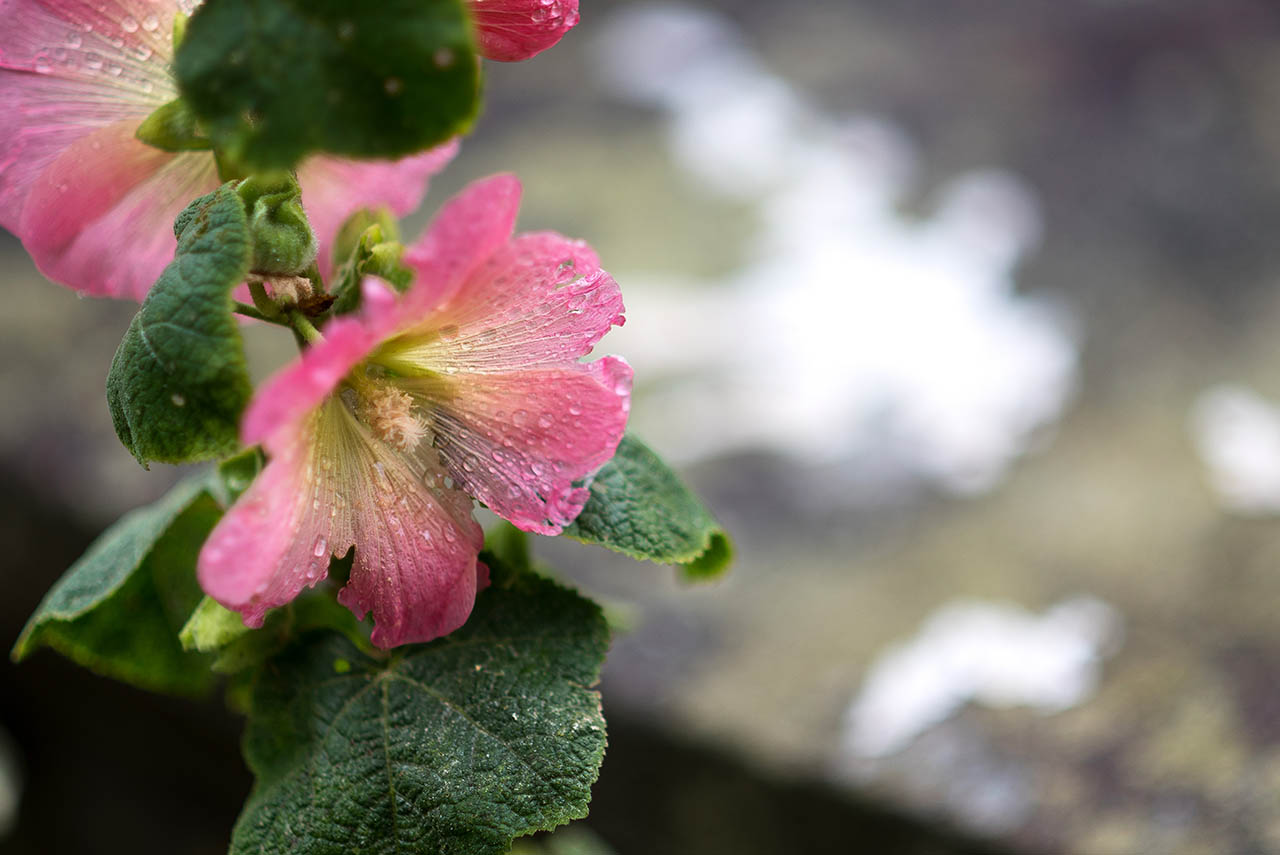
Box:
[236,173,318,275]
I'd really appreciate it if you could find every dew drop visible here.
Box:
[512,409,529,427]
[66,31,82,48]
[33,54,52,74]
[438,324,460,341]
[568,405,582,416]
[141,13,160,31]
[421,530,432,542]
[491,450,504,462]
[170,392,186,407]
[537,413,553,429]
[121,15,139,33]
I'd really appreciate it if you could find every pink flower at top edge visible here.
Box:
[196,174,632,648]
[0,0,456,300]
[468,0,581,61]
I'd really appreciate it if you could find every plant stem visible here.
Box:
[232,301,289,326]
[288,310,324,345]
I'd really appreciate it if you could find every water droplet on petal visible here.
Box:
[121,15,139,33]
[312,535,328,557]
[537,413,553,429]
[141,13,160,31]
[512,410,529,427]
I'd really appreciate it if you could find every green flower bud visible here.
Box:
[236,173,318,275]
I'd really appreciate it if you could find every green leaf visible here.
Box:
[135,98,211,152]
[563,435,734,580]
[175,0,481,172]
[216,447,265,506]
[12,476,220,695]
[230,562,609,855]
[107,183,254,466]
[180,595,250,654]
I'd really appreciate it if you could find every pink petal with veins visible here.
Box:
[387,231,625,373]
[19,120,218,299]
[242,314,383,450]
[400,173,522,319]
[468,0,580,62]
[0,0,182,232]
[418,357,633,534]
[199,397,484,647]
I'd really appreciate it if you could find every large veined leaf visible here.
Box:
[231,561,610,855]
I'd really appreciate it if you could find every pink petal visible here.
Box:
[468,0,580,62]
[242,313,384,450]
[296,140,459,277]
[199,398,484,647]
[18,119,217,299]
[407,356,632,534]
[0,0,182,233]
[400,173,522,320]
[385,231,625,374]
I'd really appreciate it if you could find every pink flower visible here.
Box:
[197,174,631,648]
[0,0,455,300]
[469,0,581,61]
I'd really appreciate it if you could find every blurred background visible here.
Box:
[5,0,1280,852]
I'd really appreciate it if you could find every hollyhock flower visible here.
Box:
[469,0,581,62]
[197,174,631,648]
[0,0,456,300]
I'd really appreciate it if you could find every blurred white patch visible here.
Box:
[1190,385,1280,514]
[841,597,1121,759]
[595,6,1078,494]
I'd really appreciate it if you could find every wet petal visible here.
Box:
[404,356,633,534]
[18,119,217,298]
[400,173,522,320]
[242,313,385,449]
[468,0,580,62]
[0,0,183,232]
[199,398,483,646]
[296,140,458,276]
[378,231,625,374]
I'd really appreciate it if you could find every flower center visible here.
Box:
[357,382,428,453]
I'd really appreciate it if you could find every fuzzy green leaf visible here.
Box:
[174,0,481,172]
[230,562,609,855]
[564,435,733,580]
[12,477,220,695]
[107,183,254,466]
